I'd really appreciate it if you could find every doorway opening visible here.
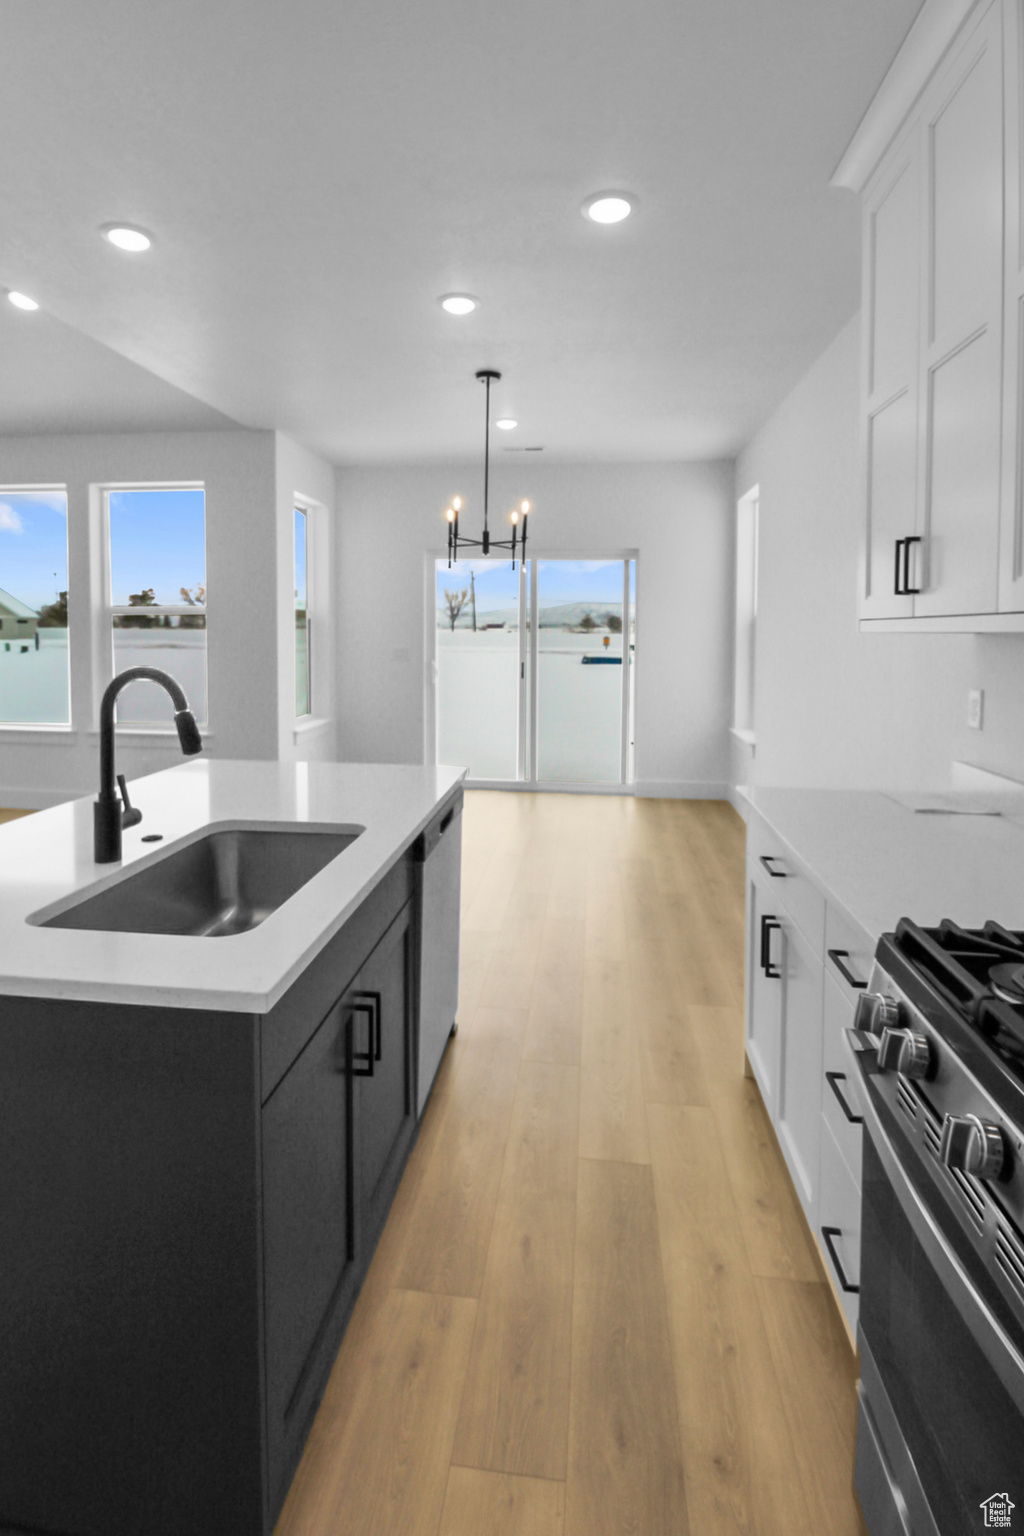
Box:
[433,555,636,790]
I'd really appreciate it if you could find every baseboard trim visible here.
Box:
[634,779,728,800]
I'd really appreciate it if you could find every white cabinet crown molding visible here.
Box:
[831,0,982,191]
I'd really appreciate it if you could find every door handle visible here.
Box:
[826,949,867,990]
[821,1226,860,1294]
[760,915,781,979]
[759,854,787,878]
[894,537,905,595]
[825,1070,864,1125]
[349,999,376,1077]
[903,535,921,595]
[353,989,383,1061]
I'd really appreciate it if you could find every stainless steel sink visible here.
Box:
[41,823,363,937]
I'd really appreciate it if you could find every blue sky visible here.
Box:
[0,490,68,611]
[109,488,206,605]
[294,507,307,608]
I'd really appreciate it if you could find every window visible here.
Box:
[733,486,759,736]
[105,486,207,725]
[295,506,310,717]
[0,486,70,725]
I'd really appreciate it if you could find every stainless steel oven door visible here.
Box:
[844,1032,1024,1536]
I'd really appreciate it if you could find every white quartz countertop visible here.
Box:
[0,759,465,1012]
[744,787,1024,943]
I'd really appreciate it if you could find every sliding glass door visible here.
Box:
[435,555,635,788]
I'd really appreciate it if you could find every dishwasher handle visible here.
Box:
[414,792,463,862]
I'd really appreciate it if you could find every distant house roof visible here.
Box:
[0,587,38,620]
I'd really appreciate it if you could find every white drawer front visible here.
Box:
[822,971,864,1184]
[747,819,825,952]
[818,1118,862,1337]
[824,901,874,1001]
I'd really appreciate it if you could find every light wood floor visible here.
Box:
[0,807,33,825]
[268,790,865,1536]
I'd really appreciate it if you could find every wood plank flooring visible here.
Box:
[275,791,865,1536]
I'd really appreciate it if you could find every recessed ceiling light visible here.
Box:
[439,293,478,316]
[7,291,39,310]
[583,193,634,225]
[495,418,517,430]
[101,224,153,253]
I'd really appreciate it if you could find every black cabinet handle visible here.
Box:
[825,1071,864,1125]
[894,535,922,596]
[827,948,867,990]
[903,535,921,595]
[821,1226,860,1294]
[353,989,383,1061]
[759,854,787,878]
[349,999,376,1077]
[439,807,455,836]
[760,915,781,979]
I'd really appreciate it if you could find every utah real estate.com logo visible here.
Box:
[981,1493,1016,1529]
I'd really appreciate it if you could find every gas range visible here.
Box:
[853,917,1024,1329]
[846,919,1024,1536]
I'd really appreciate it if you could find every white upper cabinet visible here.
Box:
[861,145,921,620]
[843,0,1024,630]
[1001,0,1024,609]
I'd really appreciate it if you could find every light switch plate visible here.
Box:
[968,689,984,730]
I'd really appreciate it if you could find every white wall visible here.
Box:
[0,428,335,806]
[736,315,1024,791]
[335,459,734,796]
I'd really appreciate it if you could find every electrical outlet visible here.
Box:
[968,689,984,730]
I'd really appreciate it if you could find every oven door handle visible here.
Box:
[842,1029,1024,1416]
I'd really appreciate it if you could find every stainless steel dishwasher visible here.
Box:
[414,790,462,1113]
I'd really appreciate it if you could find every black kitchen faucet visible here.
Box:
[94,667,203,863]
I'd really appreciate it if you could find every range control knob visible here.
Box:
[939,1114,1006,1180]
[876,1028,933,1079]
[853,992,901,1037]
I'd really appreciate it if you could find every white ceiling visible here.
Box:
[0,0,922,464]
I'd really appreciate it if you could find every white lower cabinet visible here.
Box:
[745,810,868,1340]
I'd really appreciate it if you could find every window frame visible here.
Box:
[0,482,72,731]
[101,481,208,730]
[294,502,311,720]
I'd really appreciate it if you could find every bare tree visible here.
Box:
[444,587,469,631]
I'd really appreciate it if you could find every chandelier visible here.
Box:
[445,369,530,568]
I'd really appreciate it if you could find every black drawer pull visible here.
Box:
[759,854,787,878]
[760,914,781,979]
[827,949,867,990]
[825,1071,864,1125]
[894,537,904,595]
[439,806,455,836]
[821,1226,860,1294]
[349,999,376,1077]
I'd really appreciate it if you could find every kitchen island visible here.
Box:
[0,758,465,1536]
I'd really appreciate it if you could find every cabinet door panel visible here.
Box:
[930,20,1003,348]
[777,919,824,1227]
[870,158,920,399]
[356,900,416,1243]
[262,999,354,1495]
[746,870,782,1118]
[863,389,917,618]
[918,328,1001,615]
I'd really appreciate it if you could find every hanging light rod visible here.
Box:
[445,369,531,568]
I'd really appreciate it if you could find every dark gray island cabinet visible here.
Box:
[0,799,456,1536]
